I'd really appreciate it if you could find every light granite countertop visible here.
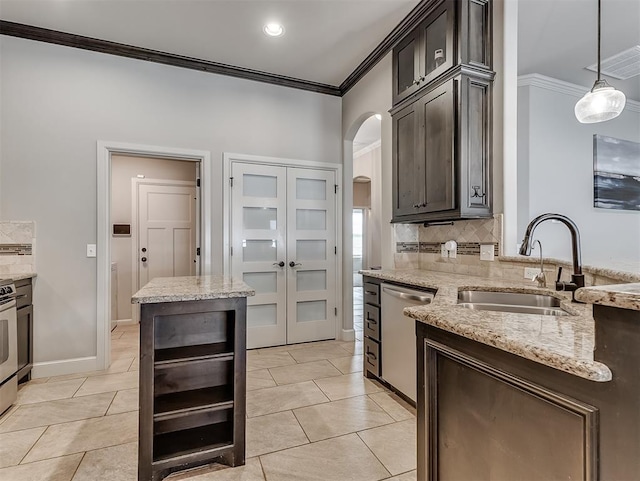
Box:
[361,269,612,382]
[132,275,255,304]
[0,272,37,282]
[576,283,640,311]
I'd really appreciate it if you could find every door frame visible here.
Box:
[131,178,199,305]
[97,141,211,371]
[222,152,345,341]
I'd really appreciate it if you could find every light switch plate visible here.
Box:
[87,244,97,257]
[480,244,495,261]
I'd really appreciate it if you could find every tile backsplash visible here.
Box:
[0,221,36,276]
[391,214,638,285]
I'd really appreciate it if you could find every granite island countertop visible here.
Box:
[360,269,612,382]
[576,283,640,311]
[0,272,37,282]
[132,275,255,304]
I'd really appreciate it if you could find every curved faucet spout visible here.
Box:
[519,213,584,299]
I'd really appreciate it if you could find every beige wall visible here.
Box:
[111,155,196,320]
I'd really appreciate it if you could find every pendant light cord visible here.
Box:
[597,0,601,81]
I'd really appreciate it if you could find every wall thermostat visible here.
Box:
[113,224,131,236]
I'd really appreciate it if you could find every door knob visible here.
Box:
[141,257,147,262]
[273,261,285,267]
[141,247,147,253]
[289,261,302,268]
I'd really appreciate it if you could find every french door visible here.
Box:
[230,162,337,349]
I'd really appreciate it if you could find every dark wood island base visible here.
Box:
[132,276,254,481]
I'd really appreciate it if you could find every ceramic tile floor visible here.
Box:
[0,288,417,480]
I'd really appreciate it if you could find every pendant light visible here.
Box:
[574,0,626,123]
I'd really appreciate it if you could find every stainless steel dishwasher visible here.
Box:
[381,283,433,403]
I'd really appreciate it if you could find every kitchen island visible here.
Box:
[132,276,254,481]
[361,269,639,481]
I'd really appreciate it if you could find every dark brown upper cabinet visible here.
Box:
[392,0,491,106]
[391,0,493,224]
[391,74,492,224]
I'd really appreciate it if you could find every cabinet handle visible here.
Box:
[471,186,485,198]
[273,261,285,268]
[366,350,377,361]
[366,318,377,325]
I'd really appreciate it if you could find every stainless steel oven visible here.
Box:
[0,280,18,415]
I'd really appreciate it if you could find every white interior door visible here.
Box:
[137,182,197,288]
[286,168,337,344]
[231,163,287,348]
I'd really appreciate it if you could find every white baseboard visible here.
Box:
[341,329,356,341]
[31,356,98,379]
[116,318,138,326]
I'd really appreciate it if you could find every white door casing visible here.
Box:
[226,156,341,348]
[230,163,288,348]
[133,179,197,291]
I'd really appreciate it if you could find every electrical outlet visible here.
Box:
[441,244,447,258]
[87,244,97,258]
[480,244,495,261]
[524,267,539,279]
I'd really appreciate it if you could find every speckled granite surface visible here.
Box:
[0,272,37,281]
[500,256,640,283]
[576,283,640,311]
[132,276,255,304]
[361,269,612,382]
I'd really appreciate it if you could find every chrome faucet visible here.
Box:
[532,239,546,288]
[519,213,584,301]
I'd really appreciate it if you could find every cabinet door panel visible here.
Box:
[418,80,455,213]
[392,105,420,218]
[418,1,455,84]
[393,31,422,104]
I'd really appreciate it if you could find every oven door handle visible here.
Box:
[0,298,17,308]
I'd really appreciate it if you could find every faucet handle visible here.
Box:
[556,266,563,283]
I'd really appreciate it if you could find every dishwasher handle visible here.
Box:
[382,286,433,304]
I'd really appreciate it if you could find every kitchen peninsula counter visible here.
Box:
[360,269,611,382]
[576,282,640,311]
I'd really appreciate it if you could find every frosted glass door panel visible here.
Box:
[296,178,326,200]
[244,272,278,294]
[231,162,287,348]
[248,304,278,327]
[297,301,327,323]
[243,174,277,198]
[296,270,327,292]
[296,240,326,261]
[244,207,277,230]
[296,209,326,230]
[287,167,337,344]
[243,240,277,262]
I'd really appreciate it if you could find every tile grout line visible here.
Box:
[290,409,312,445]
[16,424,48,465]
[69,451,87,480]
[355,430,393,480]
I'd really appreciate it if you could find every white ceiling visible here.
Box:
[518,0,640,101]
[353,114,381,152]
[0,0,420,87]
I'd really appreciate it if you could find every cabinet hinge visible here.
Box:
[196,178,201,187]
[230,177,234,187]
[196,247,201,256]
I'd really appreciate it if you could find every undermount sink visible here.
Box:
[457,290,570,316]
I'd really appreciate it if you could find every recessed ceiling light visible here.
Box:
[264,23,285,37]
[375,114,382,120]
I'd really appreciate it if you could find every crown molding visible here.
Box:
[518,73,640,113]
[0,20,342,96]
